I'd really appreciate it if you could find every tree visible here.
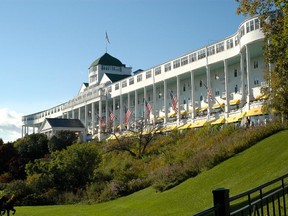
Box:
[14,133,49,163]
[48,130,78,152]
[236,0,288,121]
[27,143,101,191]
[12,134,49,179]
[106,117,163,159]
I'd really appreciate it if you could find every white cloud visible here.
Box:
[0,108,23,143]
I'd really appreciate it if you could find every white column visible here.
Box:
[78,107,81,120]
[164,80,168,124]
[84,104,88,131]
[240,52,245,107]
[190,71,195,121]
[105,98,109,127]
[152,82,156,125]
[176,76,180,125]
[92,102,95,135]
[144,87,147,120]
[134,90,138,123]
[127,92,130,130]
[120,94,123,131]
[72,109,75,119]
[98,99,102,136]
[206,65,212,119]
[112,97,116,131]
[224,59,230,116]
[246,45,251,110]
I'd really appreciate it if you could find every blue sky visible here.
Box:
[0,0,246,142]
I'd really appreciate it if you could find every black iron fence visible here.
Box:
[194,173,288,216]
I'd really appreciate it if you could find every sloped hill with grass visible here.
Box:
[18,130,288,216]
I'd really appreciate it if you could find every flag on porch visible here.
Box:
[144,99,152,116]
[170,91,178,113]
[124,106,132,126]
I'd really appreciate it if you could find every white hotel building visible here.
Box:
[22,16,269,140]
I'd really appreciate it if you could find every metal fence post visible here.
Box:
[213,188,230,216]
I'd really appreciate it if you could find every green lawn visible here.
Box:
[16,130,288,216]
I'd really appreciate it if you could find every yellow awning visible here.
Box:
[246,107,265,117]
[229,99,240,105]
[168,113,177,118]
[189,107,199,113]
[178,123,192,130]
[106,135,116,140]
[212,102,224,109]
[211,118,225,125]
[191,120,207,128]
[225,115,242,123]
[255,94,269,100]
[161,125,177,132]
[157,116,165,120]
[199,106,208,112]
[181,110,187,115]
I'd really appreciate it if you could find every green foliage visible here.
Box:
[27,143,101,192]
[236,0,288,120]
[16,130,288,215]
[0,142,18,176]
[14,133,49,163]
[48,130,78,152]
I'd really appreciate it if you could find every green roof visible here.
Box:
[105,73,131,83]
[89,53,125,69]
[46,118,85,128]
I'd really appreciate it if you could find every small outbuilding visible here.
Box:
[39,118,86,141]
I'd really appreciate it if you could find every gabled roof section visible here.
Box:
[104,73,131,83]
[89,53,125,69]
[46,118,85,128]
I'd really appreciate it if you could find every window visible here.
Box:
[254,77,259,85]
[102,65,110,70]
[173,59,181,69]
[234,69,238,77]
[215,88,220,96]
[207,46,215,56]
[155,67,161,75]
[200,80,203,87]
[183,84,186,92]
[108,86,112,93]
[235,36,239,46]
[146,70,152,79]
[189,53,197,62]
[254,61,258,69]
[129,77,134,85]
[200,95,203,101]
[226,38,234,49]
[216,42,225,53]
[181,56,188,66]
[246,22,250,33]
[137,74,142,82]
[255,18,260,29]
[164,63,171,72]
[250,20,254,31]
[240,26,245,38]
[115,83,119,90]
[198,49,206,59]
[122,80,127,88]
[235,84,238,93]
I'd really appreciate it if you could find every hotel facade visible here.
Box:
[22,16,269,140]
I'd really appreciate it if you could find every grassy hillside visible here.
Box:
[17,130,288,216]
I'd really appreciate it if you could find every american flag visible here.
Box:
[97,115,106,127]
[170,91,178,113]
[124,107,132,125]
[109,112,115,122]
[145,99,152,116]
[207,88,214,102]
